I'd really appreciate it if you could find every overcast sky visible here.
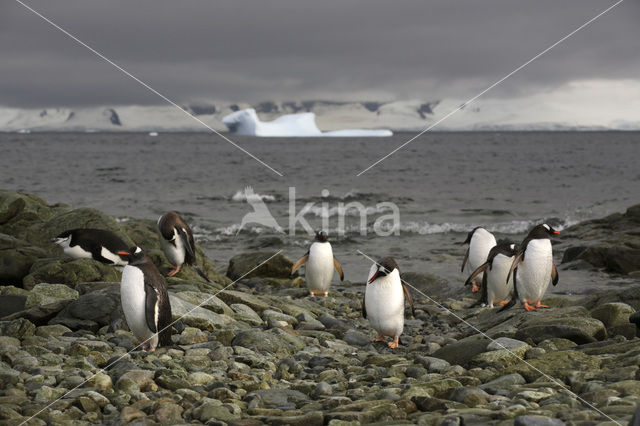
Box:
[1,0,638,108]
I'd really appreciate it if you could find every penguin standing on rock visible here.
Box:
[459,227,497,292]
[500,224,560,312]
[118,246,172,351]
[51,228,129,266]
[291,231,344,297]
[465,242,518,308]
[362,257,415,349]
[157,212,210,282]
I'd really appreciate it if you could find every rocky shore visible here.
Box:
[1,190,640,425]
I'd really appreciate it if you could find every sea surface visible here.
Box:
[1,131,639,295]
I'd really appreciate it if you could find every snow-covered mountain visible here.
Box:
[2,80,640,132]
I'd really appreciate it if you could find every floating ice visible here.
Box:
[222,108,392,137]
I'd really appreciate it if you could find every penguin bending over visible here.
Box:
[51,228,129,266]
[465,242,517,308]
[459,227,497,293]
[362,257,415,349]
[500,224,560,312]
[291,231,344,297]
[118,246,172,351]
[157,212,210,282]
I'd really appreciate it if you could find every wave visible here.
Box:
[231,189,276,202]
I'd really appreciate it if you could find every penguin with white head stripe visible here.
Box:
[459,227,497,292]
[362,257,415,349]
[500,224,560,312]
[118,246,172,351]
[291,231,344,298]
[465,241,518,308]
[157,211,210,282]
[51,228,129,266]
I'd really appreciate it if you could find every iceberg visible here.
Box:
[222,108,392,137]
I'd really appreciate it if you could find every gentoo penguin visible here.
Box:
[362,257,415,349]
[51,228,129,266]
[118,246,172,351]
[465,242,518,308]
[460,227,497,292]
[157,212,210,282]
[291,231,344,297]
[500,224,560,312]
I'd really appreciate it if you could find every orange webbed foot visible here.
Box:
[309,291,316,298]
[523,302,536,312]
[167,266,181,277]
[374,334,386,342]
[535,302,549,308]
[323,292,328,298]
[388,338,399,349]
[471,283,479,293]
[499,301,509,307]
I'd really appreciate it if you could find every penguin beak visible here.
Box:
[367,271,378,284]
[553,230,560,235]
[117,251,130,256]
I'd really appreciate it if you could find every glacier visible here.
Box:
[222,108,392,137]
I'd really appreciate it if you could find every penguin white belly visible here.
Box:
[65,244,93,260]
[161,235,185,267]
[486,254,514,304]
[305,243,334,293]
[466,232,497,274]
[365,271,404,338]
[121,267,158,349]
[101,247,127,266]
[517,240,553,303]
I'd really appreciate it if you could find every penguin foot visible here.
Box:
[167,266,182,277]
[323,292,328,298]
[499,301,509,307]
[471,283,479,293]
[388,338,399,349]
[523,302,536,312]
[374,334,386,342]
[309,291,316,298]
[535,302,549,308]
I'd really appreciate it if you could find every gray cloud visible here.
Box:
[1,0,638,107]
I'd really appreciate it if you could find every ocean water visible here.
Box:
[1,131,639,295]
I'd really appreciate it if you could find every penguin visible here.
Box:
[291,231,344,297]
[500,224,560,312]
[117,246,172,351]
[459,227,497,292]
[465,241,517,308]
[51,228,129,266]
[157,212,210,282]
[362,257,415,348]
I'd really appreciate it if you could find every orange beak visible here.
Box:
[117,251,130,256]
[553,231,560,235]
[367,271,378,284]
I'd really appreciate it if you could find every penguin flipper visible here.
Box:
[506,252,523,284]
[178,227,196,265]
[333,256,344,281]
[402,283,416,318]
[158,293,173,347]
[193,264,211,283]
[480,268,488,305]
[551,263,559,286]
[460,247,470,273]
[144,282,159,333]
[362,293,367,319]
[464,262,488,287]
[291,252,309,275]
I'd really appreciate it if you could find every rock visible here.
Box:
[486,337,528,351]
[469,344,530,369]
[217,290,271,313]
[24,283,78,308]
[262,309,298,327]
[116,370,158,392]
[262,411,324,426]
[432,335,488,366]
[401,271,456,299]
[193,399,240,422]
[1,299,71,326]
[154,401,184,424]
[403,379,462,399]
[449,386,490,407]
[0,234,47,284]
[342,330,370,346]
[154,369,191,391]
[514,415,565,426]
[22,258,120,289]
[0,294,27,317]
[0,318,35,339]
[51,286,122,330]
[0,191,60,238]
[515,310,606,344]
[34,324,71,337]
[169,294,236,331]
[173,291,233,315]
[590,302,634,328]
[226,251,295,280]
[232,328,305,356]
[313,382,333,398]
[244,388,310,410]
[504,350,602,382]
[479,373,526,394]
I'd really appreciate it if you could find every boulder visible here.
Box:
[24,283,79,308]
[22,258,120,290]
[244,388,310,410]
[51,285,123,330]
[232,328,305,356]
[169,294,237,331]
[432,335,489,367]
[515,315,606,344]
[0,234,48,285]
[590,302,634,328]
[0,191,62,238]
[226,251,296,281]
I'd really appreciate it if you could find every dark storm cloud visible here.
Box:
[1,0,638,107]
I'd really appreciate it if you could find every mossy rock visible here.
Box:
[24,283,79,308]
[24,207,134,248]
[503,350,602,382]
[226,251,296,281]
[0,233,48,285]
[22,258,120,290]
[0,191,65,238]
[231,328,305,356]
